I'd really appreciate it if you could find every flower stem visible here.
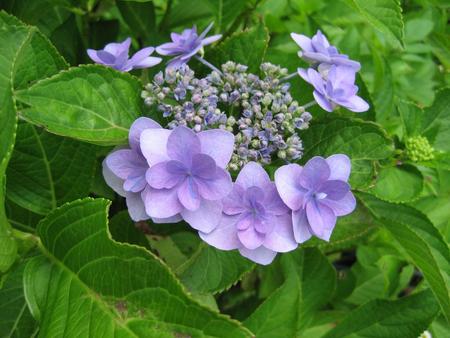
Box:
[194,55,223,75]
[280,72,298,82]
[301,100,317,109]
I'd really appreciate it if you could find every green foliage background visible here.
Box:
[0,0,449,337]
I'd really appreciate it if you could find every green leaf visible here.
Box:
[397,99,424,138]
[344,0,404,48]
[323,290,439,338]
[372,50,394,123]
[369,164,424,203]
[428,32,450,69]
[244,248,336,337]
[23,198,252,337]
[6,123,97,215]
[116,0,156,43]
[108,211,151,250]
[0,260,37,337]
[359,192,450,322]
[177,243,255,294]
[204,0,250,31]
[209,22,269,73]
[302,117,394,189]
[15,65,143,145]
[421,88,450,152]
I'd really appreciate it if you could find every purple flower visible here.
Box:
[140,125,234,232]
[156,23,221,69]
[87,38,162,72]
[298,66,369,112]
[275,155,356,243]
[291,30,360,71]
[200,162,297,265]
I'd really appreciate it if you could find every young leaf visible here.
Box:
[302,117,394,188]
[344,0,404,48]
[23,198,252,337]
[359,192,450,322]
[244,248,336,337]
[177,243,255,294]
[422,88,450,152]
[15,65,143,145]
[323,289,439,338]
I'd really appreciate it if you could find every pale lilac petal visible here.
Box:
[319,180,350,200]
[306,201,336,241]
[177,178,201,210]
[326,154,351,181]
[313,91,334,112]
[181,199,223,233]
[321,191,356,216]
[123,173,147,193]
[239,246,277,265]
[292,209,312,243]
[146,162,183,189]
[167,126,200,164]
[198,22,214,40]
[130,56,162,69]
[201,34,222,45]
[196,167,232,200]
[142,186,183,218]
[222,184,246,215]
[152,214,183,224]
[291,33,313,52]
[344,95,370,112]
[129,117,161,151]
[307,68,326,94]
[263,214,297,252]
[140,128,171,166]
[167,56,187,70]
[102,160,126,197]
[125,191,149,221]
[156,42,180,55]
[96,50,116,65]
[127,47,161,70]
[197,129,234,168]
[105,149,147,180]
[299,156,330,190]
[297,68,308,81]
[274,164,305,211]
[199,214,240,250]
[191,154,217,179]
[87,49,103,64]
[263,183,289,215]
[104,37,131,55]
[237,227,264,250]
[236,162,270,189]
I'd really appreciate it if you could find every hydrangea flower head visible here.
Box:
[275,155,356,243]
[141,125,234,232]
[87,38,162,72]
[298,66,369,112]
[201,162,297,265]
[156,22,222,69]
[291,30,360,71]
[103,117,161,221]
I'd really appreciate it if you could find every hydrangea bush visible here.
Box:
[0,1,449,337]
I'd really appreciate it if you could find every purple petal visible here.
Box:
[201,34,222,46]
[313,90,334,112]
[199,214,241,250]
[307,68,326,94]
[326,154,351,181]
[156,42,180,56]
[129,117,161,151]
[297,68,309,81]
[198,22,214,40]
[292,209,312,243]
[319,180,350,200]
[274,164,305,211]
[263,213,297,252]
[102,160,126,196]
[166,56,188,70]
[127,47,161,69]
[96,50,117,65]
[181,199,223,233]
[222,184,246,215]
[104,37,131,55]
[177,178,201,210]
[196,167,232,200]
[87,49,104,64]
[191,154,217,179]
[140,128,171,166]
[197,129,234,168]
[263,183,289,215]
[300,156,330,190]
[125,191,149,221]
[152,214,183,224]
[236,162,271,190]
[105,149,147,181]
[291,33,313,52]
[306,201,336,241]
[167,126,200,164]
[142,185,183,218]
[343,95,370,112]
[239,246,277,265]
[321,191,356,216]
[146,162,184,189]
[237,227,265,250]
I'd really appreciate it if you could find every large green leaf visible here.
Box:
[344,0,404,48]
[116,0,156,43]
[422,88,450,152]
[6,123,97,215]
[23,198,252,337]
[302,117,394,188]
[244,248,336,337]
[177,243,255,294]
[15,65,143,145]
[323,289,439,338]
[0,260,37,337]
[359,192,450,322]
[204,0,250,31]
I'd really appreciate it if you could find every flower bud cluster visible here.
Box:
[405,136,435,162]
[141,62,311,170]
